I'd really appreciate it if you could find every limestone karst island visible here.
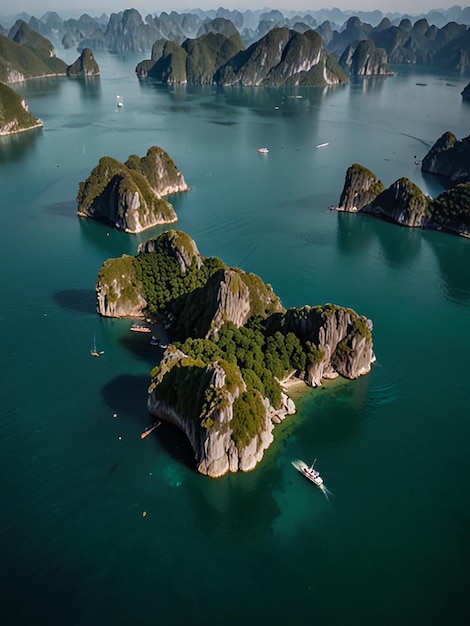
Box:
[96,229,375,478]
[76,146,189,233]
[335,131,470,237]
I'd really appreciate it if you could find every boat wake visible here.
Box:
[292,459,332,501]
[291,458,308,473]
[319,484,333,501]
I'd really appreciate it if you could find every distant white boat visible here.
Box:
[116,95,123,108]
[316,142,329,148]
[257,147,269,154]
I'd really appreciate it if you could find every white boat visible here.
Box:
[292,458,323,486]
[116,95,123,108]
[316,142,329,148]
[257,147,269,154]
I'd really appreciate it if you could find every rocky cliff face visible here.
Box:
[66,48,100,77]
[147,350,288,477]
[278,305,374,386]
[97,229,375,477]
[170,267,283,340]
[103,8,161,52]
[362,178,430,227]
[337,163,385,212]
[137,26,347,86]
[77,146,189,233]
[216,27,348,86]
[343,39,394,76]
[138,230,204,273]
[421,131,470,183]
[337,158,470,236]
[96,256,147,318]
[136,32,244,84]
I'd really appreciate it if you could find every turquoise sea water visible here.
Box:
[1,52,469,625]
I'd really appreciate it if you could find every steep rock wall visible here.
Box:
[147,349,286,477]
[421,131,470,183]
[282,305,374,386]
[337,163,385,211]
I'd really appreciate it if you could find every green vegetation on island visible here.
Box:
[0,82,42,135]
[97,230,374,477]
[77,147,189,233]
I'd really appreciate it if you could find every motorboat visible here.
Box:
[300,459,323,486]
[257,147,269,154]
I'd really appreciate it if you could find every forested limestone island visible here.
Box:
[3,6,469,75]
[95,229,374,478]
[136,26,348,86]
[66,48,99,77]
[335,132,470,237]
[76,146,189,233]
[0,21,99,82]
[0,82,42,135]
[0,21,68,83]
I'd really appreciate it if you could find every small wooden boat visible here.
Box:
[90,334,104,357]
[140,421,161,439]
[131,323,151,333]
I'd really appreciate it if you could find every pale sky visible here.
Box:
[0,2,464,19]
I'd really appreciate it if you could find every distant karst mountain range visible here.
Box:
[0,6,470,76]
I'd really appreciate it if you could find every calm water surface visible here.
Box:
[1,52,469,625]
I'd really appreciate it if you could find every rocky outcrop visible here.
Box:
[337,163,385,212]
[66,48,100,77]
[271,305,374,387]
[102,8,161,53]
[96,230,283,330]
[0,82,43,135]
[138,229,204,273]
[137,26,347,86]
[361,178,430,227]
[77,146,189,233]
[0,29,67,83]
[96,255,148,318]
[342,39,394,76]
[215,27,348,86]
[429,182,470,237]
[147,350,281,477]
[170,267,283,340]
[136,32,244,84]
[336,159,470,236]
[97,229,375,477]
[421,131,470,183]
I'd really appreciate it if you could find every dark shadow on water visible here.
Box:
[54,288,96,314]
[46,200,77,218]
[78,215,167,257]
[118,332,166,366]
[101,373,197,471]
